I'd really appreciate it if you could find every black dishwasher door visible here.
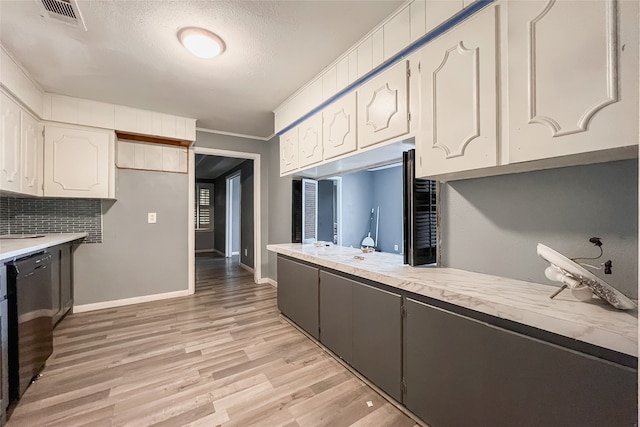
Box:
[7,252,53,401]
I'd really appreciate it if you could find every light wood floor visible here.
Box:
[8,255,419,427]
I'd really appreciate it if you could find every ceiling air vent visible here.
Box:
[35,0,87,30]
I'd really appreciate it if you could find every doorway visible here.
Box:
[225,172,241,258]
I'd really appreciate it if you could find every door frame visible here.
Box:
[225,171,241,257]
[188,147,262,292]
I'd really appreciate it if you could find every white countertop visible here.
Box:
[267,243,638,357]
[0,233,88,261]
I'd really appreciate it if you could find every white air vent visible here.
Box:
[35,0,87,30]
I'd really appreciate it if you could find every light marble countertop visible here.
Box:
[267,243,638,357]
[0,233,88,261]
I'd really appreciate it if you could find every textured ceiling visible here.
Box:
[0,0,403,139]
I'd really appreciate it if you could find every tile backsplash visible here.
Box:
[0,196,102,243]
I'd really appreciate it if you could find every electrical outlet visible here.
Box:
[394,244,399,251]
[244,248,247,256]
[148,212,157,224]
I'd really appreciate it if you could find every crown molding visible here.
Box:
[196,126,275,142]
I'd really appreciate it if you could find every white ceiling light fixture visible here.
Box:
[178,27,225,59]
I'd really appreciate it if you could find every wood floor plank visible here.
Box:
[6,255,419,427]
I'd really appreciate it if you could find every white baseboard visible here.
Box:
[195,249,214,254]
[258,278,277,287]
[73,289,191,313]
[232,251,239,256]
[238,262,254,274]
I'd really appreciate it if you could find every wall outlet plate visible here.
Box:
[148,212,157,224]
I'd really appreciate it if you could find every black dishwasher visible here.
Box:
[7,252,53,401]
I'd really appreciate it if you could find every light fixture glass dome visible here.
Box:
[178,27,225,59]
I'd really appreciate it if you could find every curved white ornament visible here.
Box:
[281,137,296,166]
[431,42,480,159]
[365,84,398,132]
[527,0,618,137]
[300,125,320,159]
[327,109,350,148]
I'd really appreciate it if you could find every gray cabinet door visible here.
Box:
[405,298,638,427]
[50,246,62,325]
[352,282,402,401]
[405,298,486,427]
[59,244,73,315]
[277,256,319,339]
[319,271,353,363]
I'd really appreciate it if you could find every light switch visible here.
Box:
[148,212,157,224]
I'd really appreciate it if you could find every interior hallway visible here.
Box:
[6,255,418,426]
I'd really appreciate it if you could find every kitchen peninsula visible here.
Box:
[267,243,638,427]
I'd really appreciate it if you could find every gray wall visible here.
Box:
[441,160,638,298]
[74,168,189,305]
[195,132,268,274]
[317,180,334,242]
[212,160,254,266]
[231,175,240,253]
[267,137,292,280]
[341,170,374,248]
[371,166,403,254]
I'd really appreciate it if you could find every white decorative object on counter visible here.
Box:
[537,243,636,310]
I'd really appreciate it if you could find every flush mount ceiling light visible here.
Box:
[178,27,225,59]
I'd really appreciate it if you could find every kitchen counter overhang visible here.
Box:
[0,233,88,261]
[267,243,638,358]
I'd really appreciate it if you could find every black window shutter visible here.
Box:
[291,180,302,243]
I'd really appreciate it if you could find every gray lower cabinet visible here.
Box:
[404,298,638,427]
[319,271,353,363]
[277,257,319,339]
[50,244,73,326]
[318,270,402,402]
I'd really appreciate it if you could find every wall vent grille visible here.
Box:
[35,0,87,30]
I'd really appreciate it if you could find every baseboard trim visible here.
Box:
[73,290,191,313]
[239,262,254,274]
[195,249,214,254]
[232,251,240,256]
[258,278,277,287]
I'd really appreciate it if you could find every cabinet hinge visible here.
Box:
[407,68,411,78]
[42,129,45,138]
[418,61,421,73]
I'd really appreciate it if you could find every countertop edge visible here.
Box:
[0,233,88,261]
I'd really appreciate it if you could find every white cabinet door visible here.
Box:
[20,111,43,196]
[323,92,357,160]
[44,125,113,198]
[279,127,299,175]
[507,0,639,163]
[0,93,21,193]
[298,113,323,168]
[357,60,409,148]
[417,5,499,177]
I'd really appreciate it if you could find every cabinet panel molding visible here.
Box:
[0,93,21,193]
[526,0,617,137]
[20,111,43,196]
[298,114,323,168]
[279,127,299,175]
[323,92,357,160]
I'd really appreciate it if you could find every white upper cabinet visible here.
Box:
[44,124,115,198]
[20,111,43,196]
[298,113,323,168]
[506,0,639,164]
[323,92,357,160]
[425,0,465,33]
[0,92,43,196]
[0,92,22,193]
[417,5,499,177]
[280,127,299,176]
[357,60,410,149]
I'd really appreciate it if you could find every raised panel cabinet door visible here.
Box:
[279,127,299,175]
[20,111,43,196]
[319,271,353,364]
[298,113,323,168]
[276,257,319,339]
[0,92,21,193]
[507,0,639,163]
[357,60,409,149]
[404,298,487,427]
[322,92,357,160]
[417,5,499,178]
[352,281,402,401]
[44,125,111,198]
